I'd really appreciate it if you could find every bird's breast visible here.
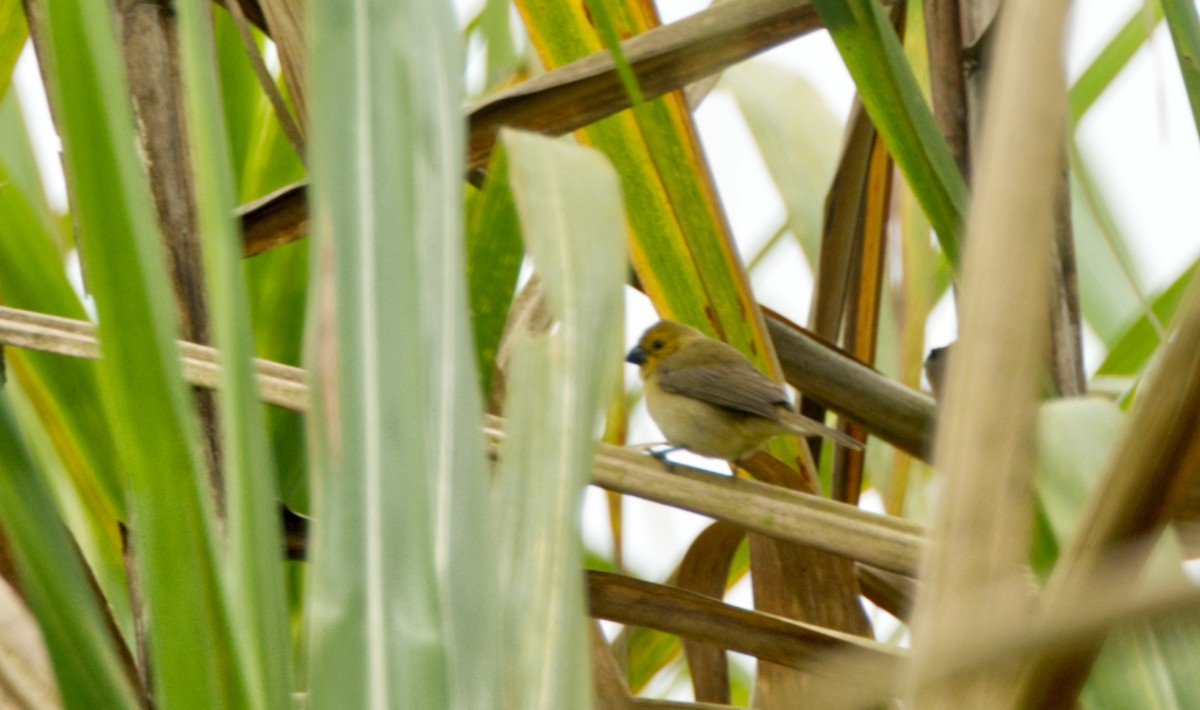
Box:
[644,376,772,460]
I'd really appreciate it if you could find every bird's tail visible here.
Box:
[779,410,864,450]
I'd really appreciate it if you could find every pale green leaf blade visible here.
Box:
[0,95,123,519]
[470,0,522,92]
[1035,398,1125,545]
[722,60,842,266]
[499,128,626,710]
[306,1,496,707]
[1070,151,1146,344]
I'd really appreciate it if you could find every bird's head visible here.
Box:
[625,320,706,373]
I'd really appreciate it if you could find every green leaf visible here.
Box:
[1070,1,1163,124]
[583,0,644,106]
[0,95,123,519]
[1070,146,1148,345]
[1162,0,1200,139]
[306,1,497,706]
[499,128,626,710]
[0,94,132,647]
[1096,261,1197,378]
[239,93,306,202]
[1085,623,1200,709]
[174,0,290,704]
[213,4,262,195]
[0,0,26,100]
[226,14,309,508]
[465,146,523,400]
[0,396,139,709]
[808,0,968,263]
[34,0,240,703]
[244,240,309,508]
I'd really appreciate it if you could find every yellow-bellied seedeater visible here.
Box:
[626,320,861,461]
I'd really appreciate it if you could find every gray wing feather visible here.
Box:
[657,364,789,420]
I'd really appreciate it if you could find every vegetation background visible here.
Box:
[1,0,1199,708]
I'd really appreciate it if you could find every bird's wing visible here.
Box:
[656,362,788,420]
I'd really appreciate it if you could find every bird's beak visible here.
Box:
[625,345,648,366]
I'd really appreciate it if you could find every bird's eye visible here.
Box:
[652,339,665,350]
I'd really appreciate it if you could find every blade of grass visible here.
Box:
[213,5,259,195]
[243,242,309,507]
[465,146,523,402]
[0,96,133,648]
[584,0,644,106]
[31,0,244,702]
[0,92,124,519]
[499,128,626,710]
[1070,0,1163,124]
[230,32,310,507]
[809,0,968,264]
[1095,261,1196,378]
[0,0,25,99]
[305,0,497,706]
[0,397,140,708]
[174,0,290,704]
[1162,0,1200,137]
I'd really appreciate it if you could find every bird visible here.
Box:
[626,320,862,461]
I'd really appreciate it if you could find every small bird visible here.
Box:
[626,320,862,461]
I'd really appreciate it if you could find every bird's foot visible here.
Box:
[628,442,681,461]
